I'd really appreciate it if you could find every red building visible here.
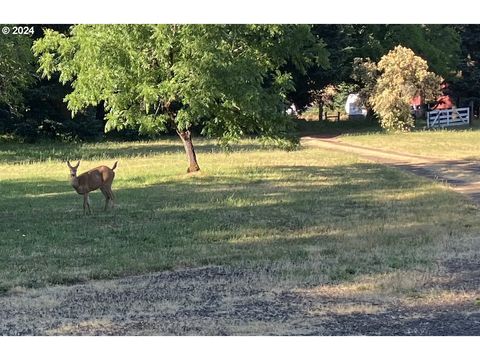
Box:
[431,95,454,110]
[410,82,455,113]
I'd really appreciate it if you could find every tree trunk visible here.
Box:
[469,100,474,125]
[177,129,200,173]
[366,107,375,122]
[318,101,324,121]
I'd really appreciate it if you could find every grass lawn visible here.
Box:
[1,137,479,293]
[338,128,480,160]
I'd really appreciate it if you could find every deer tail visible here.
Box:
[112,161,118,171]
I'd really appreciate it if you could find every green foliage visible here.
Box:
[33,25,324,146]
[351,58,378,110]
[288,24,460,112]
[379,25,460,79]
[340,25,461,79]
[451,25,480,110]
[331,82,358,112]
[0,25,108,142]
[0,31,35,113]
[0,24,467,143]
[358,46,443,131]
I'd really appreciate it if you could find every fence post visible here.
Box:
[337,112,340,121]
[427,111,430,128]
[469,100,473,126]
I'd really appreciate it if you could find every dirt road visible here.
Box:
[302,136,480,204]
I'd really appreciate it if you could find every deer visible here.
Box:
[66,160,118,215]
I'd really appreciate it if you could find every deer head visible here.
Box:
[67,160,80,178]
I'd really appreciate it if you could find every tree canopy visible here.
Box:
[33,24,327,170]
[34,26,324,134]
[1,24,479,144]
[0,33,35,113]
[451,25,480,108]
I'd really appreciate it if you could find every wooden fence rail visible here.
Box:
[427,107,470,128]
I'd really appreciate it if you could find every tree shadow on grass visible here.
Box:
[0,162,477,290]
[0,138,266,164]
[296,118,383,137]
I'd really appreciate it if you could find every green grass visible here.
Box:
[1,137,479,292]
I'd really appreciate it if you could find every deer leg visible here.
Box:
[106,186,115,209]
[83,193,88,215]
[87,194,92,214]
[83,193,91,215]
[100,186,110,211]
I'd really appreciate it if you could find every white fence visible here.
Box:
[427,107,470,128]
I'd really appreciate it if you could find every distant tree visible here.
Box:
[351,57,379,114]
[375,25,460,78]
[308,84,337,120]
[0,25,105,141]
[286,25,460,117]
[33,24,325,172]
[450,25,480,115]
[0,33,35,114]
[284,24,333,112]
[342,25,460,79]
[367,46,443,131]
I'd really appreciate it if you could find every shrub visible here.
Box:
[372,46,443,131]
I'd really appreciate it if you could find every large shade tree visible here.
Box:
[33,24,325,172]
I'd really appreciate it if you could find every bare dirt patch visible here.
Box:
[1,262,478,335]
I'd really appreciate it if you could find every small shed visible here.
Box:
[345,94,367,118]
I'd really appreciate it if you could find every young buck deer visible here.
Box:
[67,160,118,214]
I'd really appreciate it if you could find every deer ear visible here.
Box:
[67,161,72,169]
[76,161,80,168]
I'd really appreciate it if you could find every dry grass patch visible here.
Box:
[308,303,387,316]
[46,319,119,335]
[338,129,480,160]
